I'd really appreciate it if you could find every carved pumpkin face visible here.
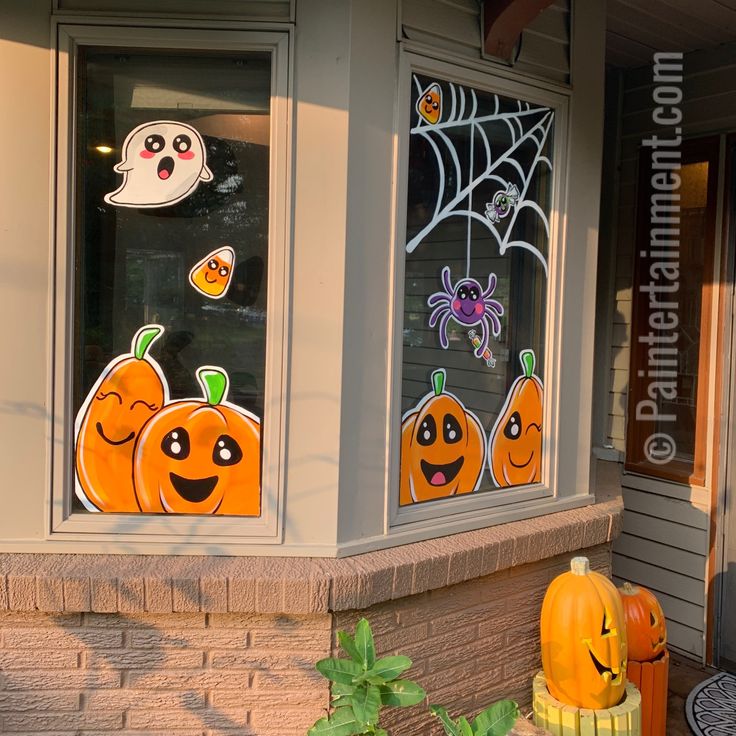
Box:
[400,369,486,505]
[189,246,235,299]
[133,367,260,516]
[75,325,167,512]
[541,557,628,710]
[489,349,543,487]
[417,83,442,125]
[619,582,667,662]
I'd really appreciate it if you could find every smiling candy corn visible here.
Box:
[417,83,442,125]
[189,246,235,299]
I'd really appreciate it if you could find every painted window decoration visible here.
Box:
[401,73,554,504]
[73,49,271,515]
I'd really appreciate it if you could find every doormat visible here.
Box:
[686,671,736,736]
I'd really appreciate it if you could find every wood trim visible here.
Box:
[625,136,721,487]
[482,0,555,62]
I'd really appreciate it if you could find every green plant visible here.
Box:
[430,700,520,736]
[308,618,426,736]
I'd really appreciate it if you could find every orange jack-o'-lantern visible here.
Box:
[541,557,628,710]
[400,369,486,505]
[489,349,543,487]
[75,325,167,513]
[619,582,667,662]
[133,366,260,515]
[189,246,235,299]
[416,83,442,125]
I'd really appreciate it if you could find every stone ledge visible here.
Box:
[0,498,622,614]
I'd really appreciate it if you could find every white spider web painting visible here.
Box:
[406,74,554,276]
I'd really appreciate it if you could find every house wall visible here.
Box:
[0,543,611,735]
[600,42,736,660]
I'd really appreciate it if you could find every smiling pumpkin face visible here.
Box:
[400,369,486,505]
[489,349,543,487]
[75,325,166,513]
[133,367,260,516]
[541,557,628,710]
[619,582,667,662]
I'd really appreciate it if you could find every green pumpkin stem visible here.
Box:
[520,349,535,379]
[197,367,229,406]
[431,369,446,397]
[132,324,163,361]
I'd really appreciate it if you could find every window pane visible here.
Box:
[400,74,553,505]
[73,48,270,516]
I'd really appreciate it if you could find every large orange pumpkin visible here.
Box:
[540,557,628,710]
[74,324,167,512]
[619,582,667,662]
[400,369,486,505]
[133,366,261,516]
[489,349,543,487]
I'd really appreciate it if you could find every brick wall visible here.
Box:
[0,544,610,735]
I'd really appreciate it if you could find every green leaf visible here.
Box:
[370,655,412,682]
[196,366,229,406]
[315,657,363,685]
[338,630,364,665]
[472,700,519,736]
[432,368,446,396]
[375,730,388,736]
[132,324,163,360]
[429,704,460,736]
[458,717,473,736]
[379,680,426,707]
[354,619,376,670]
[519,350,535,379]
[351,684,381,726]
[332,682,355,696]
[308,706,363,736]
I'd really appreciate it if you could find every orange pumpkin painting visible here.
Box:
[74,324,168,512]
[133,366,261,516]
[416,82,442,125]
[489,349,543,487]
[400,369,486,505]
[188,246,235,299]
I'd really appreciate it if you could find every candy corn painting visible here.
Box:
[416,82,442,125]
[189,246,236,299]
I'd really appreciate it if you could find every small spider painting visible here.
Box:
[485,182,520,224]
[427,266,504,358]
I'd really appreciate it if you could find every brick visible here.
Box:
[228,578,255,611]
[211,688,325,709]
[36,577,64,611]
[252,670,324,689]
[200,578,227,612]
[0,691,80,711]
[2,669,121,691]
[0,574,8,610]
[90,578,118,612]
[86,649,204,669]
[280,578,311,613]
[130,629,248,649]
[63,577,91,611]
[248,628,327,651]
[211,651,315,671]
[8,576,35,610]
[2,711,123,731]
[308,574,330,612]
[85,689,205,710]
[251,707,319,730]
[119,577,145,612]
[128,708,250,730]
[0,612,81,626]
[3,628,123,649]
[0,650,79,670]
[145,577,172,613]
[391,561,414,599]
[83,612,205,628]
[256,579,284,612]
[128,670,252,690]
[172,578,200,612]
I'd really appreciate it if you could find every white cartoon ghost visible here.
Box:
[104,121,213,208]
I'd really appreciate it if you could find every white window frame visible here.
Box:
[387,50,576,534]
[49,23,291,546]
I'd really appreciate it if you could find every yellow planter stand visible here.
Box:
[533,672,642,736]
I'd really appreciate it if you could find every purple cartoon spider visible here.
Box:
[427,266,504,357]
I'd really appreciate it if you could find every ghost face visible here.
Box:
[104,121,213,208]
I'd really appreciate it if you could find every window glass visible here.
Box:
[400,73,553,505]
[73,48,270,516]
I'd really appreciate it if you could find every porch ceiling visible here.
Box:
[606,0,736,68]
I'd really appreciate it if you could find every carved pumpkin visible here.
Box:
[540,557,628,710]
[489,349,543,487]
[133,366,260,516]
[619,582,667,662]
[75,325,167,512]
[400,369,486,505]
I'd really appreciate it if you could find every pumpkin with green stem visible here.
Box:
[133,366,261,515]
[74,324,167,512]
